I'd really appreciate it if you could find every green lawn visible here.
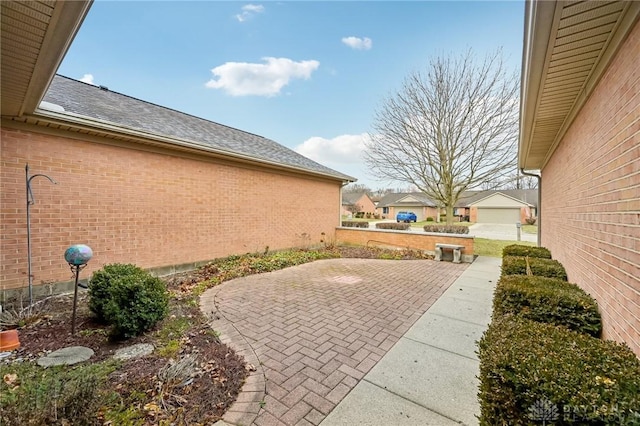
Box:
[522,224,538,234]
[474,238,536,257]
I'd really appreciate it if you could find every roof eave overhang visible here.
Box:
[6,110,356,184]
[1,1,93,117]
[519,0,640,171]
[518,0,559,171]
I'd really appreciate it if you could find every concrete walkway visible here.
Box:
[206,256,500,426]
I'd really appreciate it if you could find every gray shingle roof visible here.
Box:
[41,75,354,181]
[377,192,437,207]
[457,189,538,207]
[342,192,367,205]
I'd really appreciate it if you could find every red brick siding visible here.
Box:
[541,21,640,356]
[342,194,376,216]
[336,228,474,256]
[1,127,341,290]
[470,207,478,223]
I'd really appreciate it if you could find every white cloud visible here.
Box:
[79,74,95,85]
[341,36,372,50]
[205,57,320,96]
[236,4,264,22]
[295,134,370,165]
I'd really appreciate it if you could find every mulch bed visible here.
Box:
[2,290,247,425]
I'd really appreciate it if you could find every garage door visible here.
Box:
[477,208,520,224]
[396,207,423,221]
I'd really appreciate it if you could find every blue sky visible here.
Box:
[58,1,525,189]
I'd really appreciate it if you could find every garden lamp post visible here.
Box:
[64,244,93,335]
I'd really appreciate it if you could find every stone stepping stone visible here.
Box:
[37,346,94,367]
[113,343,154,361]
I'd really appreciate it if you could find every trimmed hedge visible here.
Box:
[502,244,551,259]
[478,316,640,425]
[376,222,410,230]
[501,255,568,280]
[341,221,369,228]
[423,225,469,234]
[493,275,601,337]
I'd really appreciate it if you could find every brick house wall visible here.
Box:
[1,126,341,292]
[540,21,640,356]
[341,194,376,216]
[469,207,477,223]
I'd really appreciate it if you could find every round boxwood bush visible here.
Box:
[89,263,168,338]
[89,263,148,322]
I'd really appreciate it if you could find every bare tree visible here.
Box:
[365,49,519,224]
[344,203,362,214]
[481,171,539,190]
[343,183,372,194]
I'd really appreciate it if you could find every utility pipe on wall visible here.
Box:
[520,168,541,247]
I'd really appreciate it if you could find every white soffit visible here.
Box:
[0,1,91,117]
[519,0,640,170]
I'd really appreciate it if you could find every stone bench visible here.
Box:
[435,243,465,263]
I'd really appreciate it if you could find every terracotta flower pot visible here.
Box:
[0,329,20,352]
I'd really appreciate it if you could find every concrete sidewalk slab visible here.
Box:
[403,313,486,360]
[321,380,460,426]
[425,295,493,327]
[363,339,480,424]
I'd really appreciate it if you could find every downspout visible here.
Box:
[520,168,541,246]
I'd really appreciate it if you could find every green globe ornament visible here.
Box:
[64,244,93,266]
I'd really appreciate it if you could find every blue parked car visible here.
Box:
[396,211,417,223]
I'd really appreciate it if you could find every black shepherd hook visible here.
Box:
[26,163,58,309]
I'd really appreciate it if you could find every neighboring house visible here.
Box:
[456,189,538,224]
[0,2,354,293]
[376,192,438,221]
[520,1,639,356]
[341,192,376,217]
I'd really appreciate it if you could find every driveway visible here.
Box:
[468,223,537,243]
[201,258,467,425]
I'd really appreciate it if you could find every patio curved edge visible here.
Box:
[200,258,469,426]
[200,284,267,426]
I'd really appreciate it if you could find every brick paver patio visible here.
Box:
[200,258,467,426]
